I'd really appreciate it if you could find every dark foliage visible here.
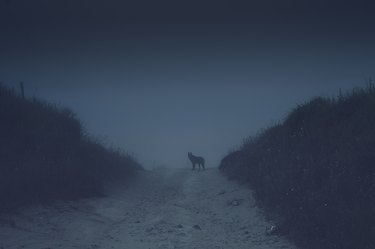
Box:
[0,84,142,211]
[220,84,375,249]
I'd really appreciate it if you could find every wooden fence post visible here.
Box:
[20,81,24,99]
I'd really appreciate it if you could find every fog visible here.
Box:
[1,0,375,168]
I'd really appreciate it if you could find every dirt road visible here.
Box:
[0,168,297,249]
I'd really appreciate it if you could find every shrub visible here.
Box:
[0,84,142,211]
[220,84,375,249]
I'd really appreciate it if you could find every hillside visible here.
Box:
[0,84,142,211]
[220,84,375,249]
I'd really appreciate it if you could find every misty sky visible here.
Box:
[1,0,375,168]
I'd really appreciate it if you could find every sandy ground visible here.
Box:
[0,168,298,249]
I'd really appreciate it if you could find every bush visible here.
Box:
[220,84,375,249]
[0,84,142,211]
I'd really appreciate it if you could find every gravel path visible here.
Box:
[0,168,297,249]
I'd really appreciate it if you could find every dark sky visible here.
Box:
[1,0,375,168]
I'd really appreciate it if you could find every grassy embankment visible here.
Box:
[0,84,142,211]
[220,84,375,249]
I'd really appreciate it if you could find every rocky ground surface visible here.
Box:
[0,168,298,249]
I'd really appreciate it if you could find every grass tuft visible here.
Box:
[0,84,142,211]
[220,83,375,249]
